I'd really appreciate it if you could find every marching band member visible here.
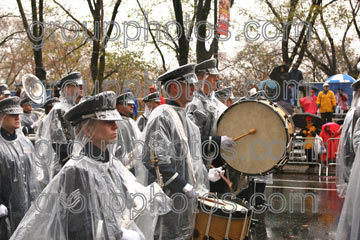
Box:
[336,78,360,197]
[35,97,60,139]
[19,96,39,135]
[36,72,83,181]
[115,92,141,170]
[215,86,235,107]
[141,64,223,239]
[186,59,235,193]
[0,84,11,100]
[11,91,170,240]
[0,97,42,239]
[136,92,161,132]
[186,58,228,137]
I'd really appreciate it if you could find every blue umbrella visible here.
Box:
[258,79,277,90]
[325,74,355,83]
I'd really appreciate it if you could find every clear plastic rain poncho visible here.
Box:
[336,145,360,240]
[115,116,141,169]
[186,89,227,136]
[336,89,360,197]
[136,104,151,132]
[0,113,43,239]
[141,103,209,240]
[11,118,171,240]
[35,90,78,182]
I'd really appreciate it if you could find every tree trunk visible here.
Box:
[172,0,189,65]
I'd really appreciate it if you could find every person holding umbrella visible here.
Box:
[299,86,318,114]
[300,116,321,173]
[317,82,336,123]
[293,113,322,174]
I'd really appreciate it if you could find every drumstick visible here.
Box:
[211,165,233,189]
[198,196,226,206]
[233,128,256,141]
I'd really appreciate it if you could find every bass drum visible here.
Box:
[217,99,294,175]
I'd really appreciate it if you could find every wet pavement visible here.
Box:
[249,166,343,240]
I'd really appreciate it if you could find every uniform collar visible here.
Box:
[119,113,130,119]
[83,142,109,163]
[1,127,17,141]
[166,100,181,107]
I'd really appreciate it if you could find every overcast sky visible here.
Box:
[1,1,359,70]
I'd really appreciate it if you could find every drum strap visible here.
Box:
[205,211,212,237]
[161,105,196,184]
[225,213,232,238]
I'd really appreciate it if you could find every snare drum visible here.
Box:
[193,198,250,240]
[217,99,294,175]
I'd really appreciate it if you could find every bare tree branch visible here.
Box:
[136,0,167,71]
[86,0,95,16]
[53,0,94,38]
[342,19,353,72]
[349,0,360,38]
[0,31,25,46]
[103,0,122,48]
[320,8,336,71]
[58,40,88,62]
[264,0,284,27]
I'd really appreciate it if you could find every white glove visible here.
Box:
[122,228,142,240]
[0,204,8,217]
[208,167,225,182]
[182,183,199,199]
[221,136,235,148]
[31,121,40,129]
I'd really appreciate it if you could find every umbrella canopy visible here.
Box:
[325,74,355,84]
[269,65,289,80]
[292,113,323,129]
[258,79,277,90]
[277,100,294,115]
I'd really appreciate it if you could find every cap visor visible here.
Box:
[126,100,135,105]
[94,110,122,121]
[183,74,198,84]
[208,68,219,75]
[3,108,23,115]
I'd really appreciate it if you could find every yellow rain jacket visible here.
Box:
[316,90,336,113]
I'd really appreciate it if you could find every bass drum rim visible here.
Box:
[217,99,293,175]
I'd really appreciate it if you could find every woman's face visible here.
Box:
[91,120,118,147]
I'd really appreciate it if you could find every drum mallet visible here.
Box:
[233,128,256,141]
[198,196,226,206]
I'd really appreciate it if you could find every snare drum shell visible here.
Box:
[193,199,250,240]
